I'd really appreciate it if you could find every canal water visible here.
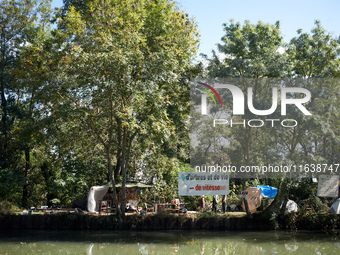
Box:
[1,230,340,254]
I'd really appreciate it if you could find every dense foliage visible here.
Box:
[0,0,200,215]
[201,20,340,215]
[1,0,339,217]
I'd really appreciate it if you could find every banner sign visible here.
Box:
[178,172,229,196]
[317,175,339,198]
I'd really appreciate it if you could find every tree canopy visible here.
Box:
[1,0,339,220]
[1,0,200,217]
[200,20,340,216]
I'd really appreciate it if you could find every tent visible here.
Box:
[87,186,110,213]
[87,181,152,213]
[329,198,340,214]
[257,185,277,199]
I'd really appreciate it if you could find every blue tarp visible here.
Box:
[257,185,277,199]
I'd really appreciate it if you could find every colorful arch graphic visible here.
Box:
[197,82,223,106]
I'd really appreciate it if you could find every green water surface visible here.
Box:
[1,230,340,254]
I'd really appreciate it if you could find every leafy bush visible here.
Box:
[0,200,20,214]
[261,211,279,230]
[307,194,330,213]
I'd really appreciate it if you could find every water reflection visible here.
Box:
[0,230,340,254]
[87,243,94,255]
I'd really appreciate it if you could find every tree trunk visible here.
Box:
[120,127,128,218]
[106,83,120,219]
[108,145,120,219]
[279,179,291,216]
[242,179,252,219]
[114,150,122,179]
[243,126,253,218]
[264,128,297,215]
[22,148,30,208]
[114,118,123,179]
[0,40,9,168]
[41,162,51,206]
[263,179,283,214]
[279,196,288,216]
[243,198,252,218]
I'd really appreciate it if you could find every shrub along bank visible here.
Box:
[280,211,340,231]
[1,212,340,231]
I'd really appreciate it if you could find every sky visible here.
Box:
[52,0,340,59]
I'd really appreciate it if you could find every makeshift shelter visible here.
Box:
[329,199,340,214]
[257,185,278,199]
[87,181,152,213]
[242,187,262,213]
[87,186,110,213]
[241,185,278,213]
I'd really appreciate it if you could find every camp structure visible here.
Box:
[242,186,262,213]
[329,198,340,214]
[242,185,278,213]
[87,181,152,213]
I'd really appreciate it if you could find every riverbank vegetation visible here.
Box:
[1,211,340,231]
[1,0,340,222]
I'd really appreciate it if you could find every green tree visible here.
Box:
[14,0,55,208]
[0,0,56,207]
[287,21,340,167]
[54,0,199,217]
[204,20,286,78]
[202,20,287,217]
[288,20,340,78]
[0,0,37,170]
[203,21,287,170]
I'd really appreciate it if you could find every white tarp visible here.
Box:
[329,199,340,214]
[317,175,339,198]
[284,199,299,213]
[87,186,109,213]
[178,172,229,196]
[269,199,298,214]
